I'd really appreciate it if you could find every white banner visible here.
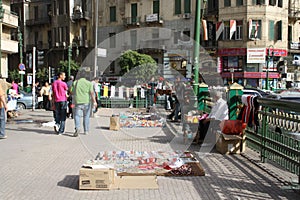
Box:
[247,48,266,63]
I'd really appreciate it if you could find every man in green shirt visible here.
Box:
[71,77,97,137]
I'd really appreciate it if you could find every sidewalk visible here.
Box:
[0,108,299,200]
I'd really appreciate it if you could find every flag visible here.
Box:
[202,19,208,41]
[248,19,253,38]
[230,20,236,40]
[216,21,224,41]
[254,21,259,38]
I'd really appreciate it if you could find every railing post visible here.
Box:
[261,106,268,163]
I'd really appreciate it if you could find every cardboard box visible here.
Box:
[216,131,246,154]
[79,168,115,190]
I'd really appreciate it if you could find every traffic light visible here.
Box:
[37,50,44,67]
[51,67,56,77]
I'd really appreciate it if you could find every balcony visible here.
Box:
[123,16,141,26]
[26,17,50,26]
[1,39,18,54]
[2,10,18,28]
[145,13,163,24]
[288,8,300,20]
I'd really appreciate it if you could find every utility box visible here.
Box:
[228,83,243,120]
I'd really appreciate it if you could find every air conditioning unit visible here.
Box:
[286,73,295,82]
[183,13,191,19]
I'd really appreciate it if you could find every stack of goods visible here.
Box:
[86,150,205,176]
[120,112,166,128]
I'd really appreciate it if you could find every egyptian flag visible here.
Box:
[202,19,208,41]
[248,19,253,38]
[254,21,259,38]
[230,20,236,40]
[216,21,224,41]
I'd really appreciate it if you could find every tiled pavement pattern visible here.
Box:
[0,108,299,200]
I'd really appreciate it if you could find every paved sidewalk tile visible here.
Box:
[0,109,299,200]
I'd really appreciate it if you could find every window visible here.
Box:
[110,6,116,22]
[236,0,243,6]
[175,0,181,15]
[278,0,282,7]
[223,21,230,40]
[233,21,243,40]
[269,0,276,6]
[269,20,275,40]
[182,30,190,41]
[153,0,160,14]
[277,20,282,40]
[253,0,265,5]
[131,3,138,23]
[58,0,64,15]
[130,30,137,49]
[288,26,292,42]
[249,20,261,39]
[184,0,191,13]
[34,32,38,45]
[34,6,38,19]
[109,61,115,74]
[224,0,231,7]
[109,32,116,48]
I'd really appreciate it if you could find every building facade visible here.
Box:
[0,0,19,78]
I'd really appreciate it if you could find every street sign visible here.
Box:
[18,71,25,75]
[27,75,32,84]
[18,63,25,71]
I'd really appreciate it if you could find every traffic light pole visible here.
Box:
[193,0,201,103]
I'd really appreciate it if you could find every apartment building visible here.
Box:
[11,0,94,81]
[0,0,19,78]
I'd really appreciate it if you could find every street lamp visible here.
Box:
[17,27,23,88]
[68,42,79,78]
[265,45,274,90]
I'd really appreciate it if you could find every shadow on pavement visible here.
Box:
[57,175,79,190]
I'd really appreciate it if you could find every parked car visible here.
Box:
[242,88,270,97]
[17,91,40,110]
[265,90,300,102]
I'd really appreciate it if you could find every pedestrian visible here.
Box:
[91,77,100,113]
[40,82,51,110]
[196,89,228,144]
[168,76,185,122]
[66,75,74,118]
[0,85,8,139]
[71,76,97,137]
[147,76,157,107]
[51,72,68,135]
[11,80,19,94]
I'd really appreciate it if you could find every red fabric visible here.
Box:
[221,120,247,135]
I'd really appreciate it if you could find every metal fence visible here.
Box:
[245,98,300,184]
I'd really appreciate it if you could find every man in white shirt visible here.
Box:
[196,90,228,144]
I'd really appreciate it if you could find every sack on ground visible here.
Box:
[110,115,120,131]
[220,120,247,135]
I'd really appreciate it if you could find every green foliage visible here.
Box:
[58,59,80,77]
[8,69,20,82]
[118,50,157,85]
[119,50,156,75]
[36,67,49,84]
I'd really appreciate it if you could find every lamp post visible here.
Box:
[68,43,79,78]
[265,45,274,90]
[17,27,23,88]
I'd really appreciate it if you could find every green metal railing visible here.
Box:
[245,97,300,184]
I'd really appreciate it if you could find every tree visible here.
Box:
[58,59,80,77]
[8,69,20,82]
[118,50,157,85]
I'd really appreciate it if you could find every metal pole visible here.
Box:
[68,45,71,78]
[193,0,201,105]
[94,0,99,77]
[265,45,274,90]
[18,28,23,88]
[32,47,36,111]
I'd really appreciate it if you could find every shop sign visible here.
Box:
[267,48,287,57]
[217,48,246,56]
[145,13,158,22]
[247,48,266,63]
[290,42,300,50]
